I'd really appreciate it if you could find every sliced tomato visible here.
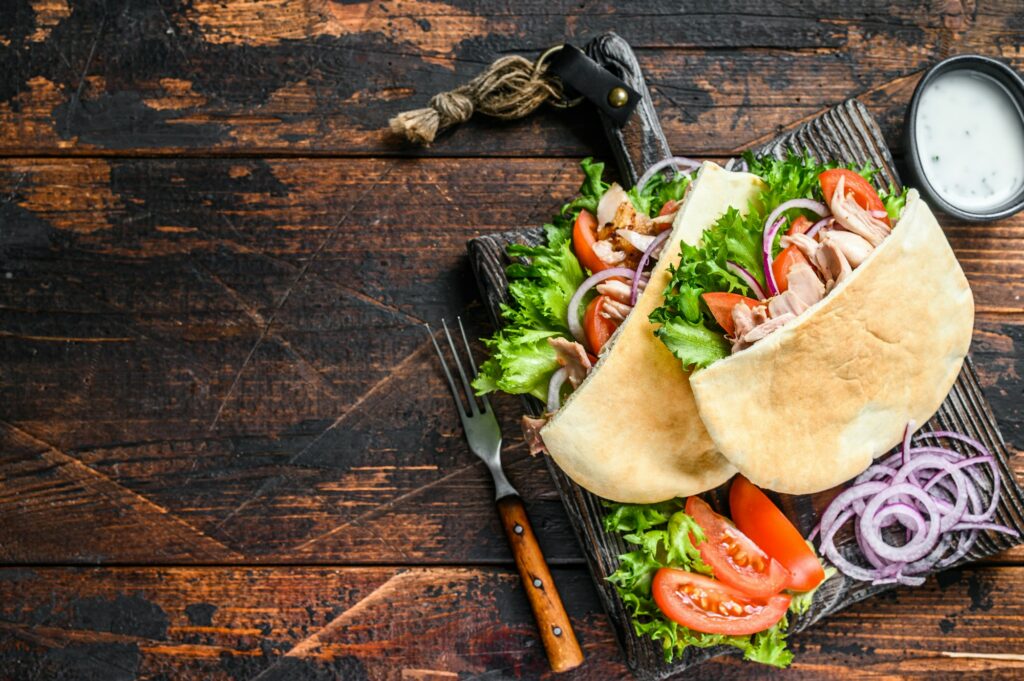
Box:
[818,168,889,226]
[572,209,611,274]
[701,292,761,336]
[730,476,826,592]
[658,199,681,217]
[685,496,790,599]
[583,295,617,354]
[653,568,791,636]
[770,244,811,294]
[786,215,813,236]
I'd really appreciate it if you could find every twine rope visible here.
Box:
[389,53,566,145]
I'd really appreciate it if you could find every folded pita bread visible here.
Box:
[689,190,974,495]
[539,163,764,503]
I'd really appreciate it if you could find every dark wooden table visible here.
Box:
[1,2,1022,680]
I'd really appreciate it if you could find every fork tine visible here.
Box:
[456,317,478,376]
[425,323,466,418]
[457,317,494,414]
[442,318,479,415]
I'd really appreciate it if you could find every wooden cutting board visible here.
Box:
[467,33,1024,679]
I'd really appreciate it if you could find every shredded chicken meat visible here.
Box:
[521,415,548,456]
[599,298,632,323]
[591,182,678,269]
[596,279,633,304]
[726,181,894,354]
[547,337,592,388]
[828,175,891,247]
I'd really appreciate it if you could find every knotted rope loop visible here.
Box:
[389,51,572,145]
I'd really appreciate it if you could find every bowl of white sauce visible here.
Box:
[905,54,1024,221]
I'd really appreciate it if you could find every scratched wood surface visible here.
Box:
[0,2,1023,680]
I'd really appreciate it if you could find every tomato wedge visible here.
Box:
[583,295,617,354]
[818,169,889,226]
[786,215,814,237]
[770,244,811,294]
[701,292,761,336]
[653,568,791,636]
[572,209,611,274]
[730,476,826,591]
[685,496,790,599]
[658,199,681,217]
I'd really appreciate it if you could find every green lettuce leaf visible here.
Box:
[653,316,730,370]
[879,182,909,222]
[744,617,793,667]
[473,157,691,399]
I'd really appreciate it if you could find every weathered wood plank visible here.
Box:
[0,565,1023,680]
[0,1,1020,156]
[0,156,1021,564]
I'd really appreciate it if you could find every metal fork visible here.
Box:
[428,318,583,673]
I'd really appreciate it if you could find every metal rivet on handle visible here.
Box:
[533,578,542,587]
[608,87,629,108]
[553,626,563,637]
[514,524,524,535]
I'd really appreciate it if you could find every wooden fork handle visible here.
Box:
[496,494,584,673]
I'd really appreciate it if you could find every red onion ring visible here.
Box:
[761,217,786,296]
[546,367,568,412]
[635,156,701,195]
[763,198,830,240]
[805,216,833,239]
[630,231,671,306]
[726,261,766,300]
[816,423,1018,586]
[858,483,941,562]
[566,267,636,343]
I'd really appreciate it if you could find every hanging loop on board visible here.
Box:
[388,42,636,145]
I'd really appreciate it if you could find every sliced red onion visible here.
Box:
[870,209,889,219]
[546,367,568,412]
[951,521,1019,535]
[622,232,671,303]
[816,423,1016,586]
[726,261,766,300]
[567,267,636,342]
[902,421,914,467]
[763,199,830,241]
[915,430,991,456]
[762,217,786,296]
[805,216,833,239]
[858,484,941,562]
[635,156,702,195]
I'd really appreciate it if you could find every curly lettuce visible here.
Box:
[473,158,691,399]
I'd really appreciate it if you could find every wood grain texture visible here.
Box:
[497,494,584,672]
[0,4,1023,679]
[0,1,1020,156]
[0,565,1023,680]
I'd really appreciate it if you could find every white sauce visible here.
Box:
[915,70,1024,211]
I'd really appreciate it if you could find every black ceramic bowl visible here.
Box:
[904,54,1024,222]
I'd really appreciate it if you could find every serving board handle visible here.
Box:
[496,494,584,673]
[586,32,673,185]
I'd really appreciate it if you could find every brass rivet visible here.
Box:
[608,87,629,108]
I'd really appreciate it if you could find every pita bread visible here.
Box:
[689,190,974,495]
[540,163,764,503]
